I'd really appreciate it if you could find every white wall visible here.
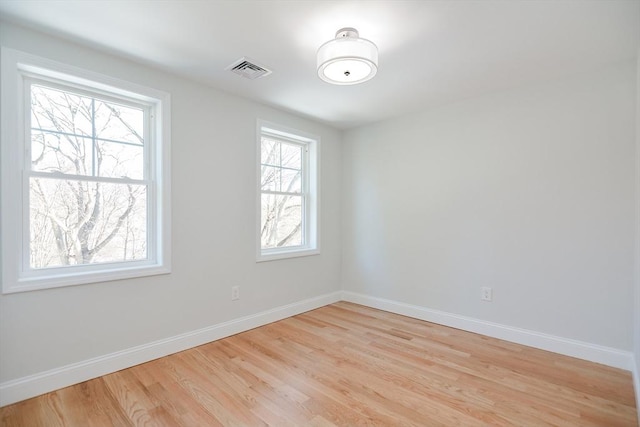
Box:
[0,22,342,383]
[342,61,637,351]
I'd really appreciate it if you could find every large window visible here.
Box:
[257,121,319,261]
[1,48,171,293]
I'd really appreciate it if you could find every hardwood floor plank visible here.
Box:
[53,378,132,427]
[102,369,178,426]
[223,338,403,425]
[194,346,299,425]
[132,364,223,426]
[157,355,264,426]
[1,302,637,426]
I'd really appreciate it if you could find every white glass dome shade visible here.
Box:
[317,28,378,85]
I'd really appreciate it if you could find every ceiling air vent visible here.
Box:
[226,57,272,80]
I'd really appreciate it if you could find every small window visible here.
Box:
[1,48,171,293]
[257,121,319,261]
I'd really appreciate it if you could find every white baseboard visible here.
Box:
[0,291,342,407]
[1,290,635,408]
[341,291,635,371]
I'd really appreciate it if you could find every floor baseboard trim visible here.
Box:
[1,290,633,407]
[341,291,634,371]
[0,291,342,407]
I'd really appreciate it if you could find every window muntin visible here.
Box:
[257,121,319,261]
[1,48,171,293]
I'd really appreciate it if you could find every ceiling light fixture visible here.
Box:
[317,27,378,85]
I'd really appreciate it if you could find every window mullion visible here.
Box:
[92,97,96,177]
[23,80,33,279]
[260,163,300,172]
[31,127,143,147]
[275,139,281,245]
[144,107,152,261]
[303,145,308,244]
[28,170,149,186]
[260,190,301,197]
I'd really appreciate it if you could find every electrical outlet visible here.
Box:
[481,286,492,302]
[231,286,240,301]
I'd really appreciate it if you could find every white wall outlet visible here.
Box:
[481,286,493,302]
[231,286,240,301]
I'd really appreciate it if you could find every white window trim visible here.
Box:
[1,47,172,293]
[256,120,320,262]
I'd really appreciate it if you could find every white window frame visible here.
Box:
[257,120,320,262]
[1,48,171,293]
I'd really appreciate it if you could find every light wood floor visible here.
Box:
[1,302,637,426]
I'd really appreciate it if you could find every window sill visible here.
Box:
[257,248,320,263]
[3,264,171,294]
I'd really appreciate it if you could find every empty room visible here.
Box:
[0,0,639,425]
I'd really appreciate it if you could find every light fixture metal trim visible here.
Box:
[317,27,378,85]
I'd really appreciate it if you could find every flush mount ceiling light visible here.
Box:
[317,27,378,85]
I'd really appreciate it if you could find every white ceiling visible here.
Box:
[1,0,638,129]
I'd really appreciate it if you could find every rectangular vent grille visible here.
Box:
[226,57,272,80]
